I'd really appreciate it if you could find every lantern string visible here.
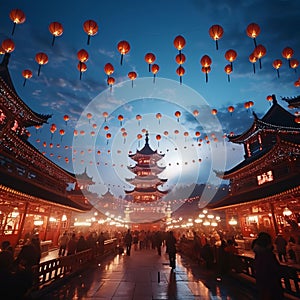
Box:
[37,65,41,76]
[87,35,91,45]
[52,35,56,47]
[259,58,262,69]
[120,54,124,65]
[153,74,156,83]
[23,79,26,87]
[253,63,256,74]
[277,69,280,78]
[227,75,230,83]
[11,23,16,36]
[216,40,218,51]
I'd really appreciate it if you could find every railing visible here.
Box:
[30,238,118,297]
[178,240,300,299]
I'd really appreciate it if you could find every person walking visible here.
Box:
[252,232,284,300]
[166,231,177,271]
[124,229,133,256]
[274,233,288,263]
[67,233,77,256]
[58,231,69,256]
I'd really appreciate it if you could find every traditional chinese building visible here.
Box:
[207,94,300,239]
[125,132,168,203]
[0,53,92,247]
[282,95,300,109]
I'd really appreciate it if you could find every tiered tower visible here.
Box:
[125,132,168,203]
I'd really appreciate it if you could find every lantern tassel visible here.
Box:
[120,54,124,65]
[51,35,56,47]
[277,69,280,78]
[153,74,156,83]
[216,40,219,51]
[148,64,151,72]
[253,38,257,48]
[37,65,41,76]
[11,23,16,36]
[87,35,91,45]
[205,73,208,83]
[230,62,233,71]
[259,58,262,69]
[227,75,230,83]
[23,79,27,87]
[253,63,256,74]
[131,80,134,88]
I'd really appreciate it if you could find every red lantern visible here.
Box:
[200,55,212,68]
[294,79,300,87]
[107,76,115,92]
[77,62,87,78]
[156,134,161,147]
[35,52,48,76]
[117,40,130,65]
[22,69,32,87]
[156,113,162,124]
[77,49,89,80]
[173,35,186,52]
[249,53,257,74]
[174,111,181,122]
[106,132,112,144]
[49,21,63,46]
[144,53,156,72]
[59,129,65,141]
[211,109,217,115]
[290,59,299,72]
[282,47,294,68]
[2,39,15,53]
[151,64,160,83]
[175,53,186,65]
[9,9,26,35]
[103,112,108,122]
[104,63,114,77]
[136,114,142,126]
[209,24,224,50]
[63,115,69,125]
[246,23,261,47]
[272,59,283,78]
[176,65,185,84]
[228,106,234,115]
[118,114,124,126]
[224,64,232,82]
[225,49,237,70]
[253,44,266,69]
[295,116,300,124]
[83,20,98,45]
[128,71,137,87]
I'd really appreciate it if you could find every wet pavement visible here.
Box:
[35,247,259,300]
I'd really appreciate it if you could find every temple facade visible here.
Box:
[208,95,300,239]
[125,132,168,203]
[0,53,92,247]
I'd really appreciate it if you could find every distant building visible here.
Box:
[208,95,300,239]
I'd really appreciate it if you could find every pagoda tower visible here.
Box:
[125,132,168,203]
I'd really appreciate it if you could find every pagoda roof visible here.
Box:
[216,138,300,178]
[281,95,300,108]
[125,186,168,194]
[0,53,51,127]
[74,167,94,183]
[207,174,300,210]
[126,175,167,182]
[228,95,300,144]
[129,132,165,158]
[0,172,92,211]
[101,188,115,199]
[127,164,166,172]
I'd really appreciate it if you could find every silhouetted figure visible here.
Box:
[97,232,105,255]
[154,231,163,256]
[77,235,88,252]
[58,231,69,256]
[67,233,77,255]
[213,232,227,281]
[0,250,16,299]
[274,233,287,263]
[124,229,133,256]
[252,232,284,300]
[166,231,177,271]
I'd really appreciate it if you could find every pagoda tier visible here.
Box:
[281,95,300,109]
[125,132,168,203]
[0,54,51,129]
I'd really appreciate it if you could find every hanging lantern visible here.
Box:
[122,131,127,143]
[176,65,185,84]
[103,112,108,122]
[211,109,217,115]
[294,79,300,87]
[118,114,124,126]
[59,129,65,141]
[144,53,156,72]
[282,47,294,68]
[266,95,273,106]
[73,129,78,137]
[77,49,89,80]
[83,20,98,45]
[104,125,109,131]
[295,116,300,124]
[2,39,15,53]
[272,59,283,78]
[249,53,257,74]
[156,113,162,124]
[151,64,159,83]
[22,69,32,87]
[49,21,63,46]
[201,66,211,83]
[0,46,5,55]
[174,111,181,122]
[156,134,161,147]
[136,114,142,126]
[128,71,137,87]
[104,63,114,78]
[175,53,186,65]
[225,49,237,70]
[173,35,186,54]
[117,40,130,65]
[35,52,48,76]
[193,109,199,116]
[290,59,299,73]
[208,24,224,50]
[224,64,232,82]
[77,62,87,78]
[63,115,69,125]
[50,124,57,139]
[9,9,26,35]
[253,44,266,69]
[86,113,92,124]
[107,76,115,92]
[228,106,234,115]
[246,23,261,47]
[106,133,112,144]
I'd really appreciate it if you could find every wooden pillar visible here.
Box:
[269,202,279,235]
[16,201,29,245]
[43,206,52,241]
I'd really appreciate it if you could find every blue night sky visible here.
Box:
[1,0,300,218]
